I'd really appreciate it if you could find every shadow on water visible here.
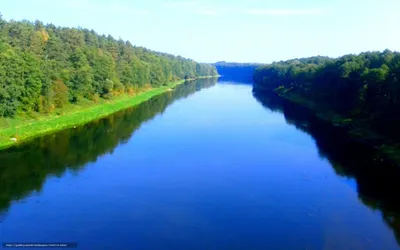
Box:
[253,90,400,246]
[0,78,217,219]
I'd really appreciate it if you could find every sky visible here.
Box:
[1,0,400,63]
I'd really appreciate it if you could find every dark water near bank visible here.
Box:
[0,78,399,249]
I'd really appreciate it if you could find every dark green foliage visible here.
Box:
[253,50,400,141]
[0,17,218,117]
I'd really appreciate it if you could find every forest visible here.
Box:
[0,15,218,117]
[253,50,400,158]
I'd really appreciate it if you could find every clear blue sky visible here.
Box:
[1,0,400,63]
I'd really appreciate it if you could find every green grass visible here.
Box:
[0,80,187,150]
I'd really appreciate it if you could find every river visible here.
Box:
[0,78,399,249]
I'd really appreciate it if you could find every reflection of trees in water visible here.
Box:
[0,78,217,213]
[253,90,400,246]
[0,209,7,223]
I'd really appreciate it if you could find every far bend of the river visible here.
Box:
[0,78,399,250]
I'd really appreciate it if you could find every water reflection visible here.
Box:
[0,78,217,214]
[253,90,400,246]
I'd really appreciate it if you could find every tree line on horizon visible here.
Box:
[214,62,262,82]
[253,50,400,141]
[0,15,218,117]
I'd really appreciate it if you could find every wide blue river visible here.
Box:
[0,78,398,249]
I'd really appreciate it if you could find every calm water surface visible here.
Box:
[0,78,399,249]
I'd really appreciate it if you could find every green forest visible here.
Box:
[253,50,400,160]
[0,15,218,117]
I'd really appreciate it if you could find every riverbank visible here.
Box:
[0,77,217,150]
[253,86,400,165]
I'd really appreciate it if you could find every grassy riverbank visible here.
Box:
[270,87,400,165]
[0,79,209,150]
